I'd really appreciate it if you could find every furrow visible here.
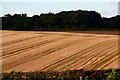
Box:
[37,40,116,71]
[3,33,18,37]
[83,46,118,70]
[2,35,66,58]
[2,36,80,71]
[98,55,120,69]
[88,50,118,70]
[69,44,117,71]
[56,41,117,71]
[3,33,50,46]
[3,34,59,56]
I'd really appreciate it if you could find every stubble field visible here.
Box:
[1,30,119,73]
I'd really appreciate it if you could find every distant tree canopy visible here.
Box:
[2,10,119,31]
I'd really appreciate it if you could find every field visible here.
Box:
[1,30,119,73]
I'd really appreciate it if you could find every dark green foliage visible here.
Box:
[2,69,120,80]
[103,16,120,30]
[2,10,119,31]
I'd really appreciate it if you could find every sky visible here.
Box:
[0,0,119,18]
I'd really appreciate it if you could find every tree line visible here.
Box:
[2,10,120,31]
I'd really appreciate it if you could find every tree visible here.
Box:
[2,10,119,31]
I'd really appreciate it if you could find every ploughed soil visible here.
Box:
[1,30,119,73]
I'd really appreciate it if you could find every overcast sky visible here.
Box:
[0,0,119,18]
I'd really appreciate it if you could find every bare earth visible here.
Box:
[1,30,119,73]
